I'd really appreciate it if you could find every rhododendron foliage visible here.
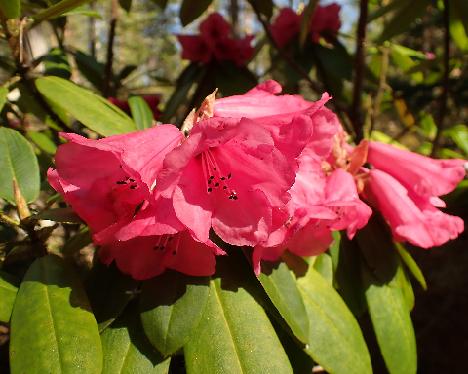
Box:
[177,12,254,66]
[108,94,162,120]
[270,3,341,48]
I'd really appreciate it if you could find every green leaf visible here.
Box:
[86,263,138,332]
[0,127,40,204]
[185,278,293,374]
[36,76,136,136]
[313,252,333,285]
[139,271,210,356]
[34,0,93,21]
[377,0,430,42]
[74,51,105,90]
[0,271,18,323]
[298,268,372,374]
[33,207,82,224]
[0,86,8,111]
[257,261,309,344]
[361,261,417,374]
[0,0,20,18]
[27,131,58,155]
[395,243,427,290]
[9,255,102,374]
[179,0,213,26]
[129,96,153,130]
[443,124,468,155]
[101,303,171,374]
[42,48,71,79]
[61,5,102,18]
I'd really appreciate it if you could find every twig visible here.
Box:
[89,1,97,57]
[431,0,450,157]
[0,212,19,228]
[349,0,369,143]
[371,45,390,132]
[103,0,119,97]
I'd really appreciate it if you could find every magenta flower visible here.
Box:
[48,126,223,279]
[368,141,466,200]
[270,8,301,48]
[270,4,341,47]
[364,169,464,248]
[157,111,309,247]
[177,12,253,66]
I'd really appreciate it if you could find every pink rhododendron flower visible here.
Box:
[309,3,341,43]
[177,13,253,66]
[270,3,341,47]
[157,107,311,247]
[367,141,466,201]
[363,169,464,248]
[48,126,223,279]
[270,8,301,48]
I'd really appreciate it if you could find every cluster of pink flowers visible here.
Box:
[177,13,254,66]
[48,81,465,279]
[270,4,341,48]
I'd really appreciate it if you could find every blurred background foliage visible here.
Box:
[0,0,467,373]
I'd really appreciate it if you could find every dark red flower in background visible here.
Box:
[177,13,254,66]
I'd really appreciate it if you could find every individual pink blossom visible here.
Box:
[309,3,341,43]
[363,169,464,248]
[270,3,341,47]
[367,141,466,201]
[157,110,311,247]
[177,12,253,66]
[48,126,223,279]
[270,8,301,48]
[253,150,371,274]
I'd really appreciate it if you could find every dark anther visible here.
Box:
[207,187,213,193]
[220,177,226,180]
[130,185,137,189]
[208,179,212,184]
[228,196,233,200]
[133,201,144,217]
[116,180,127,185]
[214,182,220,187]
[233,196,238,200]
[223,186,227,190]
[129,178,136,182]
[227,173,232,179]
[210,175,215,180]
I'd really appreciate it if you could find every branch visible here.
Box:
[349,0,369,143]
[103,0,119,97]
[430,0,450,157]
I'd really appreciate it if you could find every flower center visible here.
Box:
[152,233,181,256]
[201,149,238,200]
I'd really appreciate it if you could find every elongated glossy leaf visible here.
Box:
[395,243,427,290]
[185,278,293,374]
[34,0,93,20]
[36,76,136,136]
[86,263,138,332]
[27,131,57,154]
[313,253,333,285]
[73,51,105,90]
[101,303,171,374]
[377,0,430,42]
[361,262,417,374]
[0,271,18,322]
[257,261,309,343]
[129,96,153,130]
[9,255,102,374]
[139,271,209,356]
[34,207,82,223]
[0,127,40,204]
[0,86,7,111]
[298,268,372,374]
[179,0,213,26]
[0,0,20,18]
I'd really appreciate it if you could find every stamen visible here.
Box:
[201,149,238,200]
